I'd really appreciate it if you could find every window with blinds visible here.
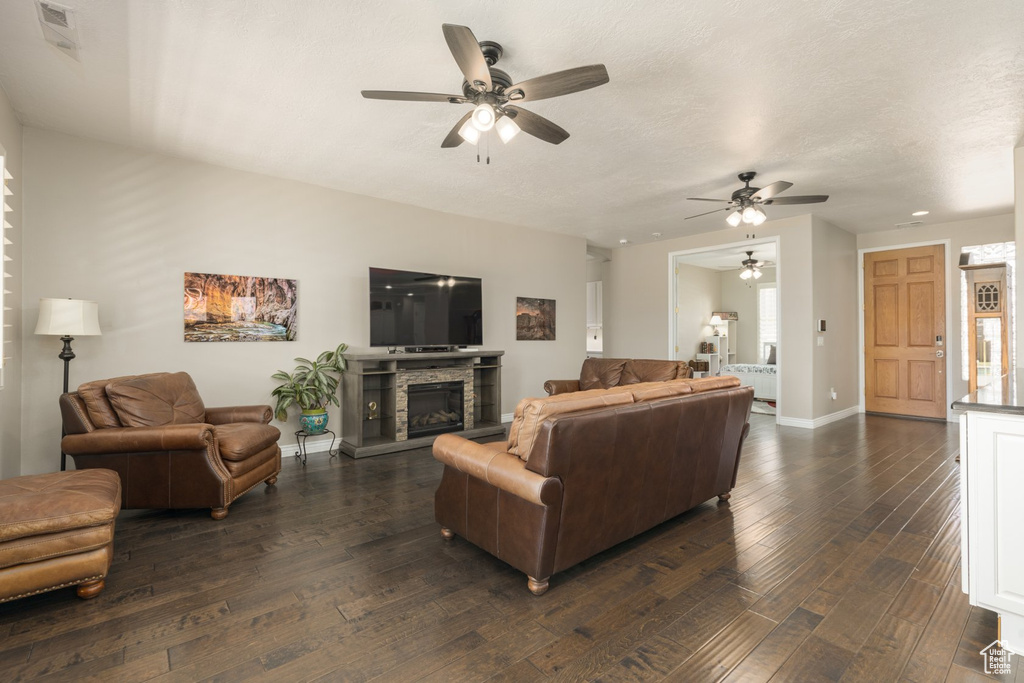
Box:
[2,154,11,373]
[758,283,777,363]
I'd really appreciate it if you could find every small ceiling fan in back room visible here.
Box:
[361,24,609,153]
[685,172,829,227]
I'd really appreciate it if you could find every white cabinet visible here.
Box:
[586,281,603,328]
[960,410,1024,645]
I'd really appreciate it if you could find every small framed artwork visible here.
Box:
[516,297,556,341]
[712,311,739,321]
[184,272,297,342]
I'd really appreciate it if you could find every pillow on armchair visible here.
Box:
[105,372,206,427]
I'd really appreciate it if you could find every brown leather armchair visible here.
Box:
[60,372,282,520]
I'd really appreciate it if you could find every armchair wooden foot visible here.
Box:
[440,527,455,540]
[527,576,550,596]
[211,507,229,520]
[76,579,105,600]
[265,476,278,486]
[718,493,731,503]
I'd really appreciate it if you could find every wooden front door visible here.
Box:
[864,245,947,419]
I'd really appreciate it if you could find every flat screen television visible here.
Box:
[369,267,482,348]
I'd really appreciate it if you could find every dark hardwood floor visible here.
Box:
[2,414,1022,682]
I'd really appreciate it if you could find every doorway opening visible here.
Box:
[668,238,781,419]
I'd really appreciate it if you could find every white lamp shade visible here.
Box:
[495,115,520,143]
[751,207,767,226]
[471,103,496,131]
[709,315,724,326]
[725,210,742,227]
[35,298,102,336]
[458,119,482,144]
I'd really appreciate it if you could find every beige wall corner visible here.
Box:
[0,85,22,479]
[810,216,859,419]
[1016,145,1024,369]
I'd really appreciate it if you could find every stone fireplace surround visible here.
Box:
[396,367,474,441]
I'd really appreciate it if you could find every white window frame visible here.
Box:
[757,282,777,364]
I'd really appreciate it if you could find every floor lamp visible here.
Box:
[35,298,102,471]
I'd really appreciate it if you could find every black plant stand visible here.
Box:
[293,429,338,466]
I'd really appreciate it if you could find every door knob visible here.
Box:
[936,350,944,358]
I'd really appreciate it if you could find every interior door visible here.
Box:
[864,245,946,419]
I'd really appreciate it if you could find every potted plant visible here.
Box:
[271,342,348,435]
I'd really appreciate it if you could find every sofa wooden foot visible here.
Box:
[76,579,104,600]
[718,493,731,503]
[527,576,549,595]
[211,507,229,520]
[265,475,278,486]
[440,527,455,540]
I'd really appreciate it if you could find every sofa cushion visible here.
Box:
[619,359,681,385]
[627,379,696,402]
[214,423,281,461]
[508,389,635,461]
[0,470,121,543]
[683,376,742,393]
[106,372,206,428]
[579,358,627,391]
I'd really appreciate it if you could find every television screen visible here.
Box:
[369,267,482,347]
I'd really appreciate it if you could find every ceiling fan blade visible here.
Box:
[684,207,731,220]
[441,111,474,148]
[763,195,829,205]
[505,65,609,102]
[750,181,793,201]
[686,197,733,203]
[504,106,569,144]
[442,24,491,93]
[361,90,468,103]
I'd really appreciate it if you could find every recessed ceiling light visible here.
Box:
[619,239,629,245]
[912,210,929,216]
[651,233,662,239]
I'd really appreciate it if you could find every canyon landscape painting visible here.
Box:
[184,272,297,342]
[516,297,556,341]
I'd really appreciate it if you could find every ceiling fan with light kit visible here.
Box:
[685,171,829,227]
[361,24,609,153]
[738,250,772,281]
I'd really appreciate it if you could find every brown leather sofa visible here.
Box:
[60,372,282,520]
[434,376,753,594]
[544,357,693,395]
[0,469,121,603]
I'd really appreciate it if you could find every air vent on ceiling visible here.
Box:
[895,220,924,229]
[39,2,68,27]
[35,1,80,58]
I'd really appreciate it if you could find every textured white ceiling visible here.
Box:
[1,1,1022,248]
[675,243,778,272]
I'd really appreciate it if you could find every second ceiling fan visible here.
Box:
[361,24,609,148]
[686,172,829,226]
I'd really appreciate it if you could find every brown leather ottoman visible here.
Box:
[0,469,121,603]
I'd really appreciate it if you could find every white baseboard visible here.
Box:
[501,412,515,424]
[777,405,860,430]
